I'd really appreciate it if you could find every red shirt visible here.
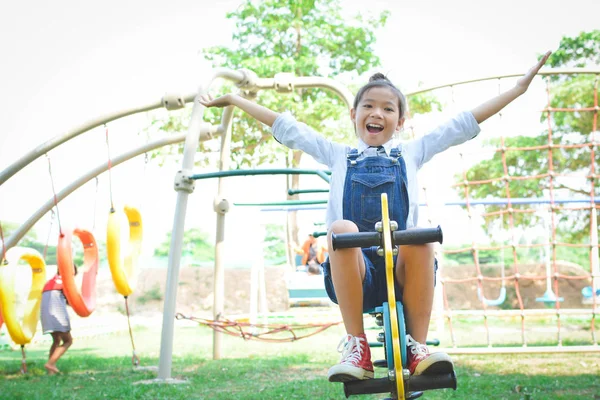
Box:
[43,275,63,292]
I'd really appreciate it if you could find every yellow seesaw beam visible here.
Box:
[381,193,406,399]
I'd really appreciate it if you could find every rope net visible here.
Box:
[176,312,342,342]
[415,70,599,351]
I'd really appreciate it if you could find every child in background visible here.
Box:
[199,52,551,382]
[40,265,77,375]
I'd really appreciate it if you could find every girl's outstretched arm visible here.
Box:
[471,51,551,124]
[198,93,279,127]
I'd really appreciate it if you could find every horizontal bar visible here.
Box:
[287,188,329,195]
[235,200,327,207]
[191,168,331,182]
[254,197,600,213]
[438,308,599,317]
[445,197,600,206]
[441,345,600,354]
[407,68,600,96]
[259,206,327,212]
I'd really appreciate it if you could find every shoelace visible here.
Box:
[406,334,428,359]
[337,334,365,365]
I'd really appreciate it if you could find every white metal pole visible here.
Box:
[250,258,258,329]
[590,206,599,304]
[212,105,235,360]
[157,91,207,380]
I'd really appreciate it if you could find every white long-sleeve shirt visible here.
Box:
[271,111,481,229]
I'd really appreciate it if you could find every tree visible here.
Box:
[145,1,439,265]
[202,0,389,263]
[455,30,600,265]
[154,228,215,262]
[262,223,286,262]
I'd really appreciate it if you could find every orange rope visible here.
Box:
[20,345,27,374]
[176,313,342,343]
[45,154,63,236]
[124,297,140,366]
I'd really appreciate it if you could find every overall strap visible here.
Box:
[346,148,359,166]
[390,147,402,159]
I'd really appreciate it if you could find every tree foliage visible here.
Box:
[201,0,390,168]
[263,223,286,261]
[154,228,215,261]
[455,30,600,247]
[143,1,440,263]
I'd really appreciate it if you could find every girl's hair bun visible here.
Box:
[369,72,389,83]
[353,72,407,120]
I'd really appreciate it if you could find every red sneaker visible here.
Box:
[406,334,454,376]
[327,333,374,382]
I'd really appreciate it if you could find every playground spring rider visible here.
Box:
[331,194,456,399]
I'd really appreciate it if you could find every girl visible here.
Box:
[40,265,76,375]
[199,52,551,382]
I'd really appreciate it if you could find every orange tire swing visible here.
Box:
[106,206,143,297]
[56,228,99,317]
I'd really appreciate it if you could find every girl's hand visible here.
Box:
[198,93,235,108]
[516,51,551,93]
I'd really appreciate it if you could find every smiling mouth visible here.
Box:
[366,123,384,133]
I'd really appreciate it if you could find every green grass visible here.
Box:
[136,284,164,305]
[0,323,599,399]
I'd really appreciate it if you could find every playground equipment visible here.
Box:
[57,228,99,317]
[237,199,331,307]
[476,249,507,307]
[536,210,564,305]
[1,66,599,386]
[582,286,600,304]
[106,206,143,297]
[286,271,330,306]
[0,247,45,345]
[332,194,453,399]
[436,70,600,350]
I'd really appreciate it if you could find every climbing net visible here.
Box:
[414,70,599,352]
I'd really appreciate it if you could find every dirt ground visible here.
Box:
[96,261,594,317]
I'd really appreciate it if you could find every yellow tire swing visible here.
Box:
[104,124,143,366]
[0,247,46,373]
[106,206,143,297]
[106,206,143,366]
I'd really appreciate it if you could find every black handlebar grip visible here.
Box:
[331,231,381,250]
[392,226,443,245]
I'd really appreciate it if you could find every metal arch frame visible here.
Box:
[0,71,353,254]
[406,68,600,96]
[0,70,354,187]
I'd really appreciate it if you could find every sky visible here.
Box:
[1,0,599,267]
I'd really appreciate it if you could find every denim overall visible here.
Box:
[323,146,410,311]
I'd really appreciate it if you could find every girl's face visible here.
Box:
[350,87,404,147]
